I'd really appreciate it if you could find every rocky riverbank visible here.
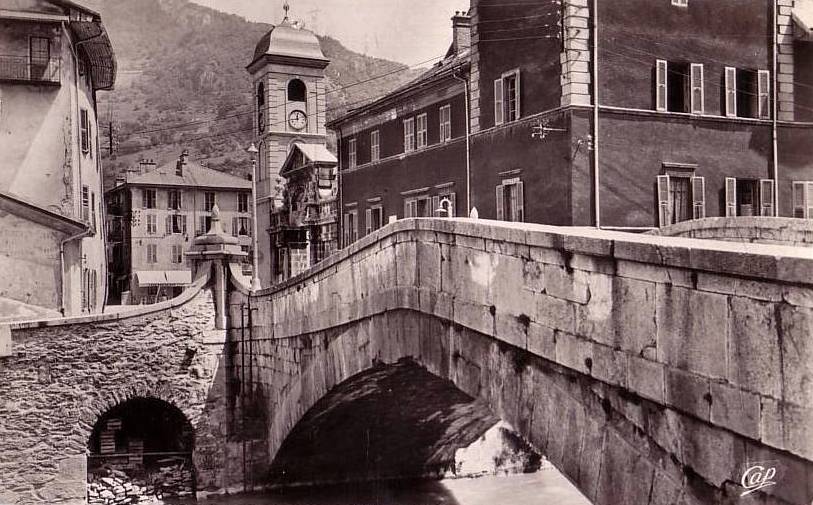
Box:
[88,463,194,505]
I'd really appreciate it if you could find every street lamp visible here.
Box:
[246,143,261,291]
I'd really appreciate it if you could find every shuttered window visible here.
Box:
[495,180,524,222]
[370,130,380,162]
[80,109,90,153]
[656,60,668,112]
[416,113,428,149]
[691,176,706,219]
[657,175,671,226]
[494,78,504,125]
[758,70,771,119]
[439,105,451,142]
[690,64,704,114]
[403,118,415,153]
[759,179,775,217]
[725,177,737,217]
[724,67,737,117]
[348,138,357,168]
[792,181,813,219]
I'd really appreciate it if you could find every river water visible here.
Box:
[193,471,590,505]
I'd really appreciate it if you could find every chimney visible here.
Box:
[451,10,471,55]
[177,150,189,177]
[115,174,126,187]
[137,158,157,175]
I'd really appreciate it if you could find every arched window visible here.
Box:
[257,83,265,132]
[288,79,306,102]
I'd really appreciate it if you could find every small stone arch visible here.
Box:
[78,383,199,447]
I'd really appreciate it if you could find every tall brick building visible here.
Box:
[0,0,116,319]
[331,0,813,244]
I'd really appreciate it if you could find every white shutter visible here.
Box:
[432,195,440,217]
[758,70,771,119]
[656,60,668,112]
[515,182,525,222]
[793,182,805,218]
[657,175,671,226]
[494,78,504,125]
[181,215,187,235]
[807,182,813,219]
[449,193,457,217]
[496,185,505,220]
[165,215,171,235]
[232,217,238,236]
[690,64,704,114]
[759,179,775,216]
[352,211,359,241]
[142,190,147,209]
[514,70,522,120]
[691,176,706,219]
[365,208,372,234]
[404,199,410,218]
[725,67,737,117]
[343,213,350,246]
[725,177,737,217]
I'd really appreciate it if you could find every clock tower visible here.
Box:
[247,3,331,286]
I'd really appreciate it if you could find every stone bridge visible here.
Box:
[0,218,812,505]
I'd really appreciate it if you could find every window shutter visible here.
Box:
[759,179,775,217]
[404,200,410,218]
[494,78,504,125]
[657,175,671,226]
[758,70,771,119]
[725,177,737,217]
[432,195,440,217]
[656,60,668,112]
[230,217,237,236]
[514,70,521,120]
[496,185,505,220]
[365,208,372,234]
[449,192,457,217]
[165,215,171,235]
[691,176,706,219]
[725,67,737,117]
[807,182,813,219]
[142,190,147,209]
[515,182,525,222]
[181,215,187,235]
[353,212,359,241]
[342,213,349,247]
[690,64,704,114]
[178,192,183,210]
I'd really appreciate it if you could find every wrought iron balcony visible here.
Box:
[0,55,60,84]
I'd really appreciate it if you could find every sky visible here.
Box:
[189,0,467,65]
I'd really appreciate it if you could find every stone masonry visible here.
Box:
[231,217,813,504]
[0,280,230,505]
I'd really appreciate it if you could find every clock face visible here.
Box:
[289,110,307,130]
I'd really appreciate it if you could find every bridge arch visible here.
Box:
[262,311,683,504]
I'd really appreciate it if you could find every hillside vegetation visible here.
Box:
[91,0,423,185]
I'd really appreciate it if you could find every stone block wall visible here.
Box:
[653,216,813,247]
[0,284,231,505]
[239,217,813,504]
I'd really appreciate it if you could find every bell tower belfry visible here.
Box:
[247,2,330,287]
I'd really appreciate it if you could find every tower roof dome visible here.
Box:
[249,19,329,71]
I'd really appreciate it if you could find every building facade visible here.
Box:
[0,0,116,319]
[247,7,336,286]
[329,12,472,246]
[331,0,813,244]
[106,152,253,304]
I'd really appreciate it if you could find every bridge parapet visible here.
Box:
[246,218,813,475]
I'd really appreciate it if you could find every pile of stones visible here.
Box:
[87,463,193,504]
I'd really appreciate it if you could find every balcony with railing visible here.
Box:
[0,55,60,85]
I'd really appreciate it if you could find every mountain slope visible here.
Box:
[92,0,424,183]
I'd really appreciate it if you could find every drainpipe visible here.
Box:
[59,227,92,316]
[453,71,472,216]
[772,0,780,216]
[592,0,601,228]
[336,128,343,247]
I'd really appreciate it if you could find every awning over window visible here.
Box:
[793,1,813,40]
[134,270,192,287]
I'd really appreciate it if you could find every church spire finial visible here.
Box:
[283,0,290,21]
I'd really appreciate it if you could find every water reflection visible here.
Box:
[193,471,590,505]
